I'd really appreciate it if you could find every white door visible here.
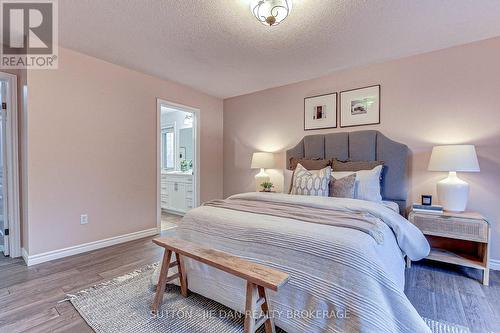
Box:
[0,81,8,256]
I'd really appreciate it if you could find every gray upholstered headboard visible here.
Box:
[286,130,409,214]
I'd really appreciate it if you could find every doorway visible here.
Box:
[0,72,21,258]
[156,99,200,232]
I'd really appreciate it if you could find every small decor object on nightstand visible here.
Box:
[421,195,432,206]
[260,182,274,192]
[251,152,275,192]
[407,209,490,285]
[428,145,480,212]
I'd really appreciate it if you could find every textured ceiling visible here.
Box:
[59,0,500,98]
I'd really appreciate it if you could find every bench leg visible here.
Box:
[177,254,189,297]
[257,286,276,333]
[151,249,172,313]
[244,282,258,333]
[244,281,276,333]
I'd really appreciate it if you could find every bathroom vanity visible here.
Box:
[161,171,193,215]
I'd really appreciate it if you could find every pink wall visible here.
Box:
[26,47,223,255]
[224,37,500,262]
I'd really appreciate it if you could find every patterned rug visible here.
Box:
[67,264,470,333]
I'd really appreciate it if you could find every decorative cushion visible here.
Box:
[355,165,383,202]
[289,158,331,171]
[331,165,383,202]
[331,159,384,171]
[283,169,294,194]
[291,164,331,197]
[329,174,356,198]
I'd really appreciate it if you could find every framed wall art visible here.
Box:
[304,92,337,130]
[340,85,380,128]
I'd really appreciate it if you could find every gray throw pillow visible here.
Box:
[329,174,357,198]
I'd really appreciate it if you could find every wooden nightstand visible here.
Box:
[407,209,490,285]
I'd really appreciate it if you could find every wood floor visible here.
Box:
[161,211,181,231]
[0,217,498,332]
[405,261,500,333]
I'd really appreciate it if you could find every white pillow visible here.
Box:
[283,169,294,194]
[291,164,331,197]
[332,165,383,202]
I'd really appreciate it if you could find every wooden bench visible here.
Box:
[151,236,290,333]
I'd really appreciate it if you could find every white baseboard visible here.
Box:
[22,228,159,266]
[490,259,500,271]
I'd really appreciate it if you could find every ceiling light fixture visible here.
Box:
[251,0,292,26]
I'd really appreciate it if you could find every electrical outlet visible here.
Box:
[80,214,88,225]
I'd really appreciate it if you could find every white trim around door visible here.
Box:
[0,72,21,258]
[156,98,201,232]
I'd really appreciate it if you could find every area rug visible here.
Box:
[67,264,470,333]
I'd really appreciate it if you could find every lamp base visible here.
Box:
[255,168,270,192]
[437,171,469,212]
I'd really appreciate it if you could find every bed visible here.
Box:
[161,131,431,333]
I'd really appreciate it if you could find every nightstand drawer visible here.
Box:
[411,213,488,242]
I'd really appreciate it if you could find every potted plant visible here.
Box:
[260,181,274,192]
[180,159,192,172]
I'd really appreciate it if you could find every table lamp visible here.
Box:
[251,152,275,191]
[428,145,480,212]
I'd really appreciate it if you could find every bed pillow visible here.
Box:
[331,159,384,171]
[329,174,356,199]
[283,169,294,194]
[289,157,330,170]
[291,164,331,197]
[332,165,383,202]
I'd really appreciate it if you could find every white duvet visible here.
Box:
[170,193,431,333]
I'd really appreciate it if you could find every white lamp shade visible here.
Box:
[251,152,275,169]
[428,145,480,172]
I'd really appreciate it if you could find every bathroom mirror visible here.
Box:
[179,127,193,170]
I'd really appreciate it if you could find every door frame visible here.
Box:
[0,72,21,258]
[156,98,200,232]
